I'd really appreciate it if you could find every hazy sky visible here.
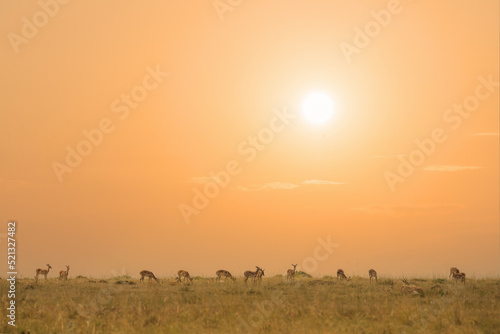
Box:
[1,1,498,278]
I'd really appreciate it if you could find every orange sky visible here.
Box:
[1,1,498,278]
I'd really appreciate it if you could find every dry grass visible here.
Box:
[2,276,500,333]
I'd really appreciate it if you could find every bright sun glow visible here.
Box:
[302,92,334,124]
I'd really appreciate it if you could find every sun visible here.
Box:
[302,92,334,124]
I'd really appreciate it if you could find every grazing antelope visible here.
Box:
[337,269,351,281]
[35,264,52,281]
[216,270,236,282]
[59,265,70,281]
[449,267,459,279]
[244,266,263,284]
[286,264,297,282]
[452,270,466,284]
[177,270,193,283]
[139,270,159,283]
[368,269,378,283]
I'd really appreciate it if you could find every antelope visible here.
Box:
[59,265,70,281]
[286,264,297,282]
[401,278,424,295]
[337,269,351,281]
[368,269,377,283]
[35,264,52,281]
[216,270,236,282]
[256,268,265,282]
[452,270,466,284]
[177,270,193,283]
[449,267,459,279]
[139,270,159,283]
[244,266,263,284]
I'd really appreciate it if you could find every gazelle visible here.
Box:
[35,264,52,281]
[401,278,424,295]
[177,270,193,283]
[256,268,265,282]
[286,264,297,282]
[452,270,466,284]
[139,270,159,283]
[337,269,351,281]
[216,270,236,282]
[244,266,263,284]
[449,267,459,279]
[59,265,70,281]
[368,269,377,283]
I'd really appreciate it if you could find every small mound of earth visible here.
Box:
[115,280,136,285]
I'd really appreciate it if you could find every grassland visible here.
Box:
[2,275,500,333]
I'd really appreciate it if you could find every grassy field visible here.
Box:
[2,275,500,333]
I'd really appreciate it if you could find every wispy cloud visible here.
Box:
[424,165,483,172]
[391,203,463,214]
[237,182,299,191]
[236,180,344,191]
[355,203,463,216]
[302,180,344,185]
[471,133,499,136]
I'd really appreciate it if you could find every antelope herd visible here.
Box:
[33,264,467,285]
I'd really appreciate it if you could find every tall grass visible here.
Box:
[1,276,499,333]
